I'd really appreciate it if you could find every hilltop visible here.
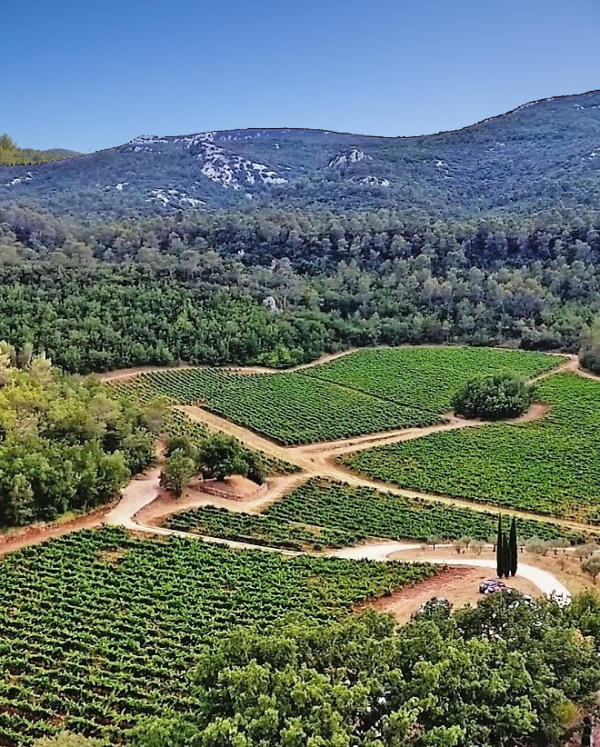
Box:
[0,134,81,166]
[1,90,600,216]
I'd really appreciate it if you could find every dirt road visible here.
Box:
[331,543,571,600]
[178,399,598,537]
[2,344,595,607]
[100,472,571,600]
[97,348,359,382]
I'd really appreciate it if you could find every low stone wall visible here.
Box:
[198,481,267,502]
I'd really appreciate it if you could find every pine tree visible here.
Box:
[509,517,518,577]
[496,515,503,578]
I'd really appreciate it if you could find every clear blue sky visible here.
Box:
[3,0,600,152]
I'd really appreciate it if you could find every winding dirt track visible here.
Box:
[102,472,571,599]
[97,348,361,382]
[4,346,596,603]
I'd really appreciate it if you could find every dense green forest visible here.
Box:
[0,205,599,370]
[0,134,79,166]
[0,345,154,526]
[134,593,600,747]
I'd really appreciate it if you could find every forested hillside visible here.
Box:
[0,344,155,527]
[1,90,600,216]
[0,134,80,165]
[0,204,599,371]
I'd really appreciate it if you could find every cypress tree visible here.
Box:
[581,716,592,747]
[509,517,518,577]
[502,532,511,578]
[496,515,503,578]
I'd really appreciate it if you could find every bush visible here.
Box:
[452,372,535,420]
[579,319,600,374]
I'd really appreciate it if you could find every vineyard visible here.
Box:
[303,347,562,411]
[166,504,352,551]
[106,347,560,446]
[0,527,435,745]
[139,368,441,444]
[109,379,300,476]
[345,374,600,522]
[165,478,587,548]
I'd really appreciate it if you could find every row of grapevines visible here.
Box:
[107,378,300,475]
[303,346,562,412]
[165,504,352,550]
[141,368,441,445]
[0,528,435,745]
[344,374,600,523]
[165,478,587,549]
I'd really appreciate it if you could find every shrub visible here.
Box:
[579,319,600,375]
[452,372,535,420]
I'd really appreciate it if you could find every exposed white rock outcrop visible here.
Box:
[6,171,34,186]
[127,133,287,190]
[328,148,371,168]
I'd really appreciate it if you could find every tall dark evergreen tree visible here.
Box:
[582,716,592,747]
[502,533,511,578]
[496,515,503,578]
[509,517,518,577]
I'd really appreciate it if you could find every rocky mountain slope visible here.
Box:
[2,90,599,216]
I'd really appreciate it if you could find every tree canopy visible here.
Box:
[0,343,154,527]
[133,592,600,747]
[0,207,599,373]
[452,372,536,421]
[0,134,79,165]
[579,318,600,375]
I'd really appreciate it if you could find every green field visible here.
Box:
[114,347,560,446]
[304,346,562,411]
[111,380,300,475]
[345,374,600,522]
[166,477,586,549]
[0,528,434,745]
[141,368,441,444]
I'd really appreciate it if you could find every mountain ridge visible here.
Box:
[123,88,600,143]
[2,88,600,217]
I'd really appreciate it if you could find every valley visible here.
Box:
[6,2,600,741]
[3,343,596,743]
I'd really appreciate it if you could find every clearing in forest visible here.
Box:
[344,374,600,523]
[120,347,560,445]
[0,527,434,744]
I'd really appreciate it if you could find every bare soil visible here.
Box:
[360,565,540,625]
[97,349,359,382]
[388,546,598,596]
[136,474,309,526]
[0,505,109,557]
[194,474,263,498]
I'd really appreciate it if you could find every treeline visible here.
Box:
[1,206,600,370]
[0,344,155,527]
[4,203,600,273]
[0,266,336,371]
[0,135,78,166]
